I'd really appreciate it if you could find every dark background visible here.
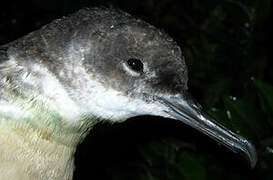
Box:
[0,0,272,179]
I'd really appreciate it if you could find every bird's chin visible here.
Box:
[153,93,257,168]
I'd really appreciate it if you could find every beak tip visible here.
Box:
[238,138,257,168]
[247,142,257,169]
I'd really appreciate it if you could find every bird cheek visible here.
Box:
[149,73,183,94]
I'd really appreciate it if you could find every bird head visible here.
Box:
[47,8,256,168]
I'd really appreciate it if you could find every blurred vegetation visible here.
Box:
[0,0,272,180]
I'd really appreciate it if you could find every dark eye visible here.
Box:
[127,58,144,72]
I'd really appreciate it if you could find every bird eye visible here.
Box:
[127,58,144,72]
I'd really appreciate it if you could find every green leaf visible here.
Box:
[253,78,273,114]
[138,165,158,180]
[223,96,269,139]
[176,152,206,180]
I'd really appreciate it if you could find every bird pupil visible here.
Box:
[127,58,143,72]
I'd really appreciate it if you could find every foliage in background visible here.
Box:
[0,0,272,179]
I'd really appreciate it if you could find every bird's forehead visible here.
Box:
[112,23,180,52]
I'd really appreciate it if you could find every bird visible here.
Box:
[0,7,257,180]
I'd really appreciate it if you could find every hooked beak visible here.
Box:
[157,93,257,168]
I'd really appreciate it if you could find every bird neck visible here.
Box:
[0,97,98,179]
[2,96,97,144]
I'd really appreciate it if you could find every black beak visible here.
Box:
[158,93,257,168]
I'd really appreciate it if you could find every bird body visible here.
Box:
[0,119,76,179]
[0,7,257,179]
